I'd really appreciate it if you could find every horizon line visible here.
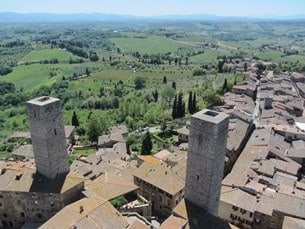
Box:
[1,11,305,18]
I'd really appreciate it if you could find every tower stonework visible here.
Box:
[26,96,70,180]
[185,109,229,216]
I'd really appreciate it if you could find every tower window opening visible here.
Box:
[54,128,57,135]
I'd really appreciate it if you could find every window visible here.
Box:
[3,214,8,218]
[0,202,2,207]
[21,212,25,218]
[250,212,253,217]
[240,208,246,214]
[230,214,234,219]
[37,213,43,219]
[197,175,199,181]
[0,195,3,198]
[54,128,57,135]
[232,206,238,211]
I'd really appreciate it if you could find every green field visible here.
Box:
[256,51,283,61]
[190,50,220,63]
[0,64,62,91]
[256,52,305,63]
[0,62,97,91]
[111,36,192,54]
[281,55,305,63]
[20,48,75,63]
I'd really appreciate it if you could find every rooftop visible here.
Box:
[192,109,229,125]
[160,215,188,229]
[137,155,161,165]
[275,193,305,218]
[64,125,75,137]
[8,131,31,140]
[41,197,128,229]
[220,186,257,212]
[0,166,84,194]
[176,126,189,136]
[282,216,305,229]
[134,161,185,195]
[85,172,138,200]
[154,149,172,160]
[26,96,59,106]
[10,144,34,158]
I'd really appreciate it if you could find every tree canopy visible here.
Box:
[134,76,146,90]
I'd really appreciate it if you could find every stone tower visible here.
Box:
[185,109,229,216]
[26,96,70,180]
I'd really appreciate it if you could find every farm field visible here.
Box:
[0,64,62,91]
[20,48,76,63]
[110,36,193,54]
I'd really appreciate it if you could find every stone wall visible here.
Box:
[0,181,84,228]
[0,191,63,228]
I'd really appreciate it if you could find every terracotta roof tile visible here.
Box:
[134,162,185,195]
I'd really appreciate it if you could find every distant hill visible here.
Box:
[0,12,138,23]
[0,12,305,23]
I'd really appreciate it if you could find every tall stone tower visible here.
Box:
[185,109,229,216]
[26,96,70,180]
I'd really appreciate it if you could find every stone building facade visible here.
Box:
[0,167,84,228]
[26,96,70,180]
[133,162,185,217]
[185,109,229,216]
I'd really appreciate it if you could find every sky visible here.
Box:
[0,0,305,17]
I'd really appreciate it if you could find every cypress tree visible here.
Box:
[192,93,197,114]
[172,81,176,90]
[188,91,193,114]
[177,92,183,118]
[141,132,153,155]
[72,111,80,127]
[172,95,178,119]
[222,78,228,93]
[152,89,158,102]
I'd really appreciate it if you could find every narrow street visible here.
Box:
[253,79,261,128]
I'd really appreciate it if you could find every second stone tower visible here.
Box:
[185,109,229,216]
